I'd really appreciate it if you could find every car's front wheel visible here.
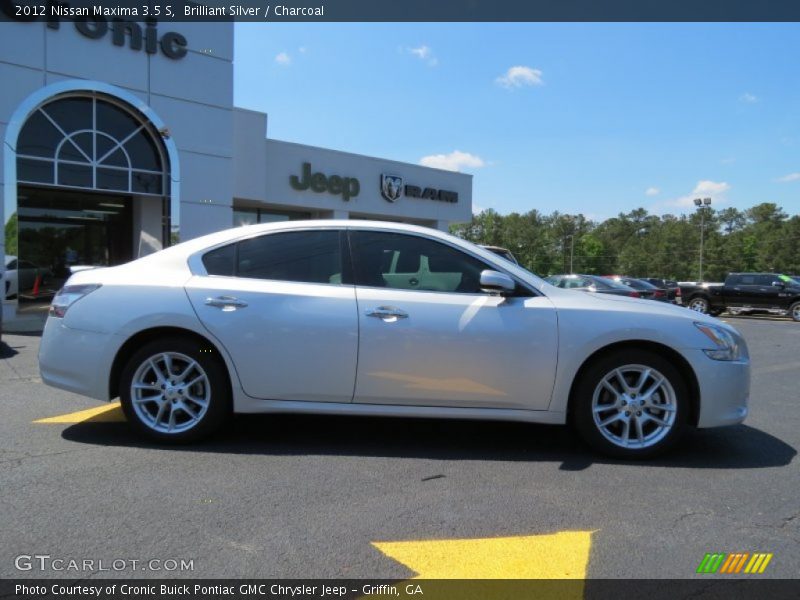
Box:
[573,350,688,458]
[688,296,709,314]
[119,337,230,442]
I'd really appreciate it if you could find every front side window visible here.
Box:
[201,230,343,285]
[350,230,492,294]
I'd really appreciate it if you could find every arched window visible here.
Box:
[16,94,167,196]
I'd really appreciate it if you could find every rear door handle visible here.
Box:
[205,296,248,310]
[366,306,408,321]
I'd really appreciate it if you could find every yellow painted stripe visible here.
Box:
[758,554,773,573]
[372,530,594,579]
[34,402,125,423]
[744,554,759,573]
[747,553,765,574]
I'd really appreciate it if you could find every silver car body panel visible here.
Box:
[39,220,750,429]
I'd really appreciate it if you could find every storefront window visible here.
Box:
[233,207,311,227]
[16,94,167,197]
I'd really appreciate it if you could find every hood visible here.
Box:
[542,283,724,325]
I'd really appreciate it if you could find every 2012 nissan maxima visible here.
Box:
[38,221,750,458]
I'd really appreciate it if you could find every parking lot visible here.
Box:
[1,316,798,580]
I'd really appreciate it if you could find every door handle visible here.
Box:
[366,306,409,321]
[205,296,248,310]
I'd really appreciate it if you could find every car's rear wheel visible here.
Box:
[688,296,709,314]
[120,337,230,442]
[573,350,688,458]
[790,301,800,322]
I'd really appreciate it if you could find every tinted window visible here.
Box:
[562,277,590,289]
[738,275,757,285]
[758,274,778,286]
[237,230,342,284]
[350,231,490,293]
[202,244,236,276]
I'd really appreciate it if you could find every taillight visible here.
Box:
[676,288,682,297]
[629,291,641,298]
[49,284,102,318]
[654,289,666,297]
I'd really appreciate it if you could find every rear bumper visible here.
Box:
[38,317,120,401]
[685,349,750,428]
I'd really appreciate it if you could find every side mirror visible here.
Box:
[480,270,516,295]
[772,281,785,288]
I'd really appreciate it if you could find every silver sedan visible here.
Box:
[38,221,749,458]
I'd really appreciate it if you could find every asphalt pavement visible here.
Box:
[0,316,798,579]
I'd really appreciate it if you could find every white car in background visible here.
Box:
[38,221,750,458]
[4,255,53,299]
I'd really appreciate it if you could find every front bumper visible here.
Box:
[685,349,750,428]
[38,317,121,401]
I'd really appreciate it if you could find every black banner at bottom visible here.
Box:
[2,579,800,600]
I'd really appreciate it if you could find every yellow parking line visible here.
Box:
[372,530,594,579]
[34,401,125,423]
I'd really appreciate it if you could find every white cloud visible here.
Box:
[275,52,291,66]
[777,172,800,182]
[645,187,660,196]
[663,180,731,208]
[495,66,543,89]
[298,46,307,54]
[740,92,758,103]
[419,150,486,172]
[408,45,438,67]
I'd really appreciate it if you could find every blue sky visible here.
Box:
[234,23,800,220]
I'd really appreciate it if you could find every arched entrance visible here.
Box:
[3,86,177,323]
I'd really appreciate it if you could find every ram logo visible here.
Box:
[381,174,403,203]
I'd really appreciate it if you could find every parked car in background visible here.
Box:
[544,274,641,297]
[640,278,681,304]
[3,255,53,299]
[38,220,751,458]
[681,273,800,321]
[481,245,519,265]
[603,276,669,302]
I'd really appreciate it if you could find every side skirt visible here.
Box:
[231,393,567,425]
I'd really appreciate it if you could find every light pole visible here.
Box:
[564,234,576,273]
[693,197,712,281]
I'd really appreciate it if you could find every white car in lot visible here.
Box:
[38,221,750,457]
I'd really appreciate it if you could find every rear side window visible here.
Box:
[201,230,343,285]
[203,244,235,276]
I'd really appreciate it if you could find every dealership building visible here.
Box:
[0,17,472,329]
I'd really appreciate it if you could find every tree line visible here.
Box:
[450,202,800,281]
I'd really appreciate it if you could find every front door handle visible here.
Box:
[205,296,248,311]
[366,306,409,321]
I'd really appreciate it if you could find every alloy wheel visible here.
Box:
[591,364,678,449]
[689,298,708,313]
[130,352,211,434]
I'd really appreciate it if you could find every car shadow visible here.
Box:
[60,413,796,471]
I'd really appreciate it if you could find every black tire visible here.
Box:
[119,337,231,443]
[790,301,800,323]
[572,349,689,459]
[687,296,710,314]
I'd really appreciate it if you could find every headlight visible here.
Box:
[694,322,742,361]
[49,284,101,318]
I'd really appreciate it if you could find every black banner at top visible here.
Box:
[2,0,800,22]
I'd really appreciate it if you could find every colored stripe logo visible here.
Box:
[697,552,773,574]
